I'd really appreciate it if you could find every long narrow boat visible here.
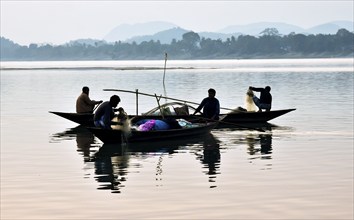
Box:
[49,103,296,126]
[49,111,94,126]
[50,89,296,126]
[87,121,218,144]
[143,102,296,123]
[221,108,296,123]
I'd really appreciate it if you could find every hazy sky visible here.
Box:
[1,0,353,45]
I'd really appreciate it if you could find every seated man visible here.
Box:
[249,86,272,112]
[76,86,102,113]
[94,95,121,129]
[193,88,220,120]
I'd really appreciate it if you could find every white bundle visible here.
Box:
[111,116,132,136]
[245,89,258,112]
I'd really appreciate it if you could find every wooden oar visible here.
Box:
[191,115,265,132]
[93,102,101,112]
[103,88,235,111]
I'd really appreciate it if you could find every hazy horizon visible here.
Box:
[1,0,353,46]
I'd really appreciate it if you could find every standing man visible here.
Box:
[94,95,121,129]
[76,86,102,113]
[193,88,220,120]
[249,86,272,112]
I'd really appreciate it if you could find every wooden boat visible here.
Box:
[102,89,296,124]
[49,102,296,126]
[139,102,296,124]
[49,111,94,126]
[87,121,218,144]
[220,108,296,123]
[49,102,195,126]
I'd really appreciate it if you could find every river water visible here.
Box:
[1,58,353,219]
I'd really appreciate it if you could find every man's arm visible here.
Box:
[215,100,220,116]
[83,95,102,106]
[193,98,206,115]
[249,86,264,92]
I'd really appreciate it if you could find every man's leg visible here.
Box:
[258,103,271,112]
[252,96,262,112]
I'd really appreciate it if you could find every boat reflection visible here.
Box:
[221,123,293,164]
[50,126,98,162]
[246,133,273,158]
[93,144,129,193]
[217,122,277,131]
[244,133,273,170]
[220,126,275,169]
[191,134,221,188]
[51,126,221,193]
[90,134,219,193]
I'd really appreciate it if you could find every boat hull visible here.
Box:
[50,111,94,126]
[221,108,296,123]
[88,122,218,144]
[50,108,296,126]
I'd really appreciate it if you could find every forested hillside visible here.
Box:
[1,28,353,61]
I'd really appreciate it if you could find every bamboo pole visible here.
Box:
[135,89,139,116]
[103,88,235,111]
[163,53,167,87]
[155,94,165,119]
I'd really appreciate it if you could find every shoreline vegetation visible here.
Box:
[1,28,353,61]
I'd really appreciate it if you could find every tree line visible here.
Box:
[1,28,353,61]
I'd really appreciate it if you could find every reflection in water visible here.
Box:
[76,129,96,162]
[193,134,221,188]
[51,126,128,193]
[222,123,275,162]
[51,125,275,192]
[245,133,273,170]
[50,126,98,162]
[155,153,163,186]
[51,126,130,191]
[260,134,272,155]
[51,128,226,192]
[90,135,221,193]
[222,123,276,170]
[93,144,129,193]
[247,133,273,158]
[90,139,187,193]
[217,122,277,131]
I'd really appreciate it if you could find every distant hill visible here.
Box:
[124,28,242,44]
[125,27,189,44]
[1,29,353,61]
[103,20,353,45]
[218,22,304,35]
[103,21,178,42]
[219,21,354,36]
[307,21,354,35]
[1,20,353,47]
[330,21,354,32]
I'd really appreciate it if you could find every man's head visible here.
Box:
[208,88,216,98]
[110,95,121,107]
[265,86,271,92]
[82,86,89,95]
